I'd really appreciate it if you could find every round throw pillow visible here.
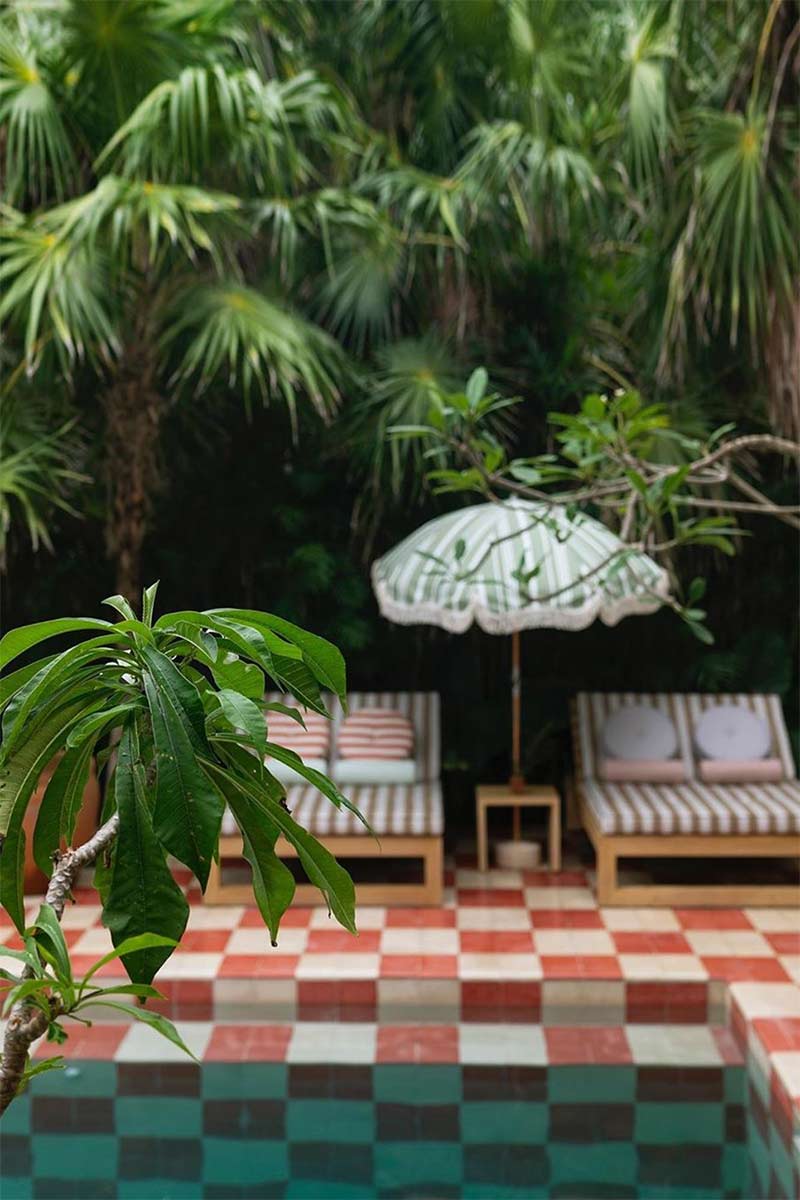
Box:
[694,703,770,761]
[601,704,678,761]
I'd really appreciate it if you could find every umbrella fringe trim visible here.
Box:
[371,565,672,635]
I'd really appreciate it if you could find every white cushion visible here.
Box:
[265,756,328,785]
[332,758,417,785]
[694,704,771,761]
[601,704,678,761]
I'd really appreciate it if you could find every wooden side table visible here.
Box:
[476,783,561,872]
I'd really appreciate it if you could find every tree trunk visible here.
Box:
[103,304,163,606]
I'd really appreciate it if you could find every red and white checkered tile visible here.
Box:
[2,860,798,1133]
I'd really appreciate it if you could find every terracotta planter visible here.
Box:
[22,756,101,893]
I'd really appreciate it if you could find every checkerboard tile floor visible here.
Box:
[11,863,797,990]
[3,859,798,1134]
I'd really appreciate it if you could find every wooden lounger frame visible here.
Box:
[206,833,444,907]
[571,698,800,908]
[580,795,799,907]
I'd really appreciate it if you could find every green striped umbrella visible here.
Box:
[372,499,670,786]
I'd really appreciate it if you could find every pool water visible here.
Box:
[0,1061,782,1198]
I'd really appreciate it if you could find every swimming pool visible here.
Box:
[1,1059,786,1198]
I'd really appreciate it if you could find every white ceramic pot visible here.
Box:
[495,839,541,870]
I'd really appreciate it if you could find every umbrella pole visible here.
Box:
[510,630,525,798]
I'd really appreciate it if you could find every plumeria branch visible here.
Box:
[391,375,800,642]
[0,815,120,1116]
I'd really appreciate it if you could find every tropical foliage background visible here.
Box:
[2,0,798,791]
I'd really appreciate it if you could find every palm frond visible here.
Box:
[0,385,88,564]
[0,24,76,204]
[96,65,344,189]
[363,165,470,253]
[348,335,460,498]
[162,283,346,421]
[660,103,798,373]
[504,0,586,101]
[0,211,118,368]
[0,179,241,368]
[457,120,600,240]
[61,0,203,126]
[314,218,404,353]
[622,6,675,180]
[56,176,242,263]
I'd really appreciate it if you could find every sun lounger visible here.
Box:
[571,692,800,906]
[206,691,444,906]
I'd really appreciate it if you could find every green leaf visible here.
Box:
[65,703,142,749]
[78,933,179,986]
[0,695,90,930]
[261,742,369,831]
[77,983,164,1004]
[0,656,57,712]
[1,637,124,756]
[84,1001,197,1060]
[661,464,690,501]
[686,620,715,645]
[687,577,706,604]
[142,581,160,627]
[20,1057,65,1083]
[219,773,295,944]
[508,464,542,485]
[581,394,606,420]
[102,724,189,985]
[270,655,326,715]
[0,619,115,671]
[138,644,207,748]
[33,738,95,873]
[102,595,137,622]
[31,903,71,984]
[214,689,267,756]
[212,611,346,704]
[387,424,438,439]
[466,367,488,406]
[92,772,117,907]
[708,422,737,446]
[142,669,223,888]
[264,702,306,728]
[171,623,218,663]
[626,469,648,497]
[203,761,356,933]
[210,656,264,700]
[0,946,29,963]
[2,978,51,1016]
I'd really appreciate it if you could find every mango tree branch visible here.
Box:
[0,814,120,1117]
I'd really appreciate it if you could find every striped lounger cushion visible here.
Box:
[337,708,415,759]
[575,692,800,835]
[220,691,442,839]
[221,783,443,838]
[583,778,800,835]
[266,710,330,758]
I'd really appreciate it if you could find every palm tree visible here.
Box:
[1,0,796,596]
[0,1,360,600]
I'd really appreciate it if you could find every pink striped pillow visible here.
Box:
[337,708,414,761]
[266,710,330,758]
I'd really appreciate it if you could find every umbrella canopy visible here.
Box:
[372,498,670,633]
[372,499,670,789]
